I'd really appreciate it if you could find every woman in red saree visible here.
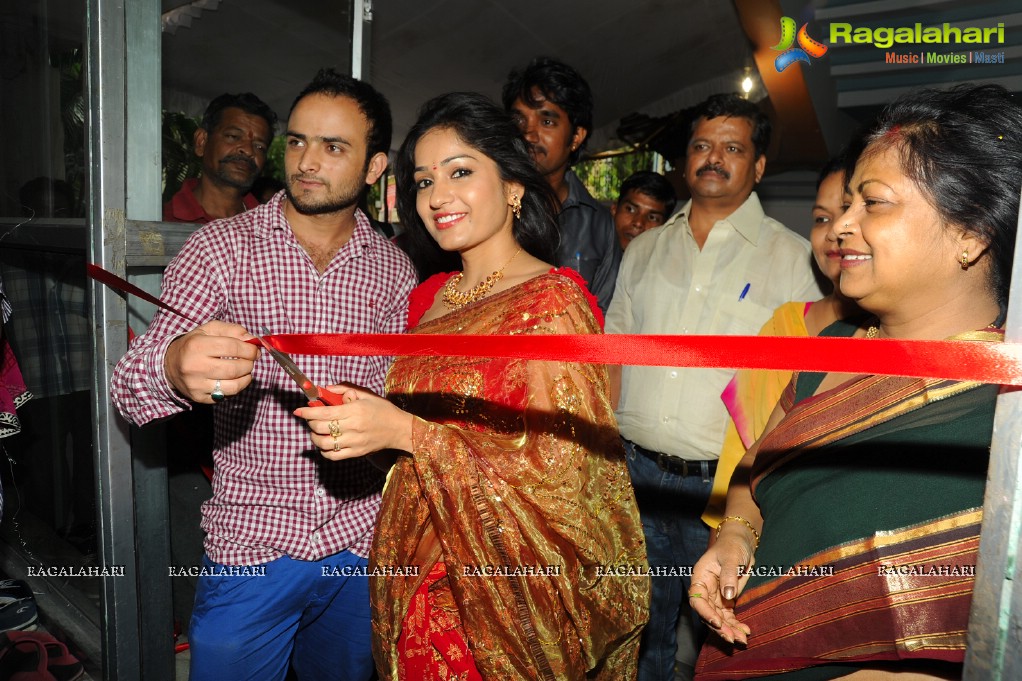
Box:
[689,84,1022,680]
[296,92,649,680]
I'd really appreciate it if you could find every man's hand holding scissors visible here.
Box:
[165,321,260,404]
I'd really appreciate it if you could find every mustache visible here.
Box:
[288,172,327,186]
[220,154,258,171]
[527,142,546,156]
[696,164,730,179]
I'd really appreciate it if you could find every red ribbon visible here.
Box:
[263,333,1022,387]
[88,263,1022,386]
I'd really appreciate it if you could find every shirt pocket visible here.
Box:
[712,297,773,337]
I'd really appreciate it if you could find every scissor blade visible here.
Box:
[253,328,320,402]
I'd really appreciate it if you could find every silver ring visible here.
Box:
[211,379,225,402]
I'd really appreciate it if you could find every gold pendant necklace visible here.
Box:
[442,248,522,310]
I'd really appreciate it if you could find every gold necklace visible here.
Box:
[442,248,523,310]
[865,315,1001,339]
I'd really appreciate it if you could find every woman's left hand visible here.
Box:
[293,385,414,460]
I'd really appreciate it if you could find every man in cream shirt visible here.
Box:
[606,93,823,681]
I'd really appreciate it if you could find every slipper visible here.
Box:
[2,632,82,681]
[0,579,39,631]
[0,634,56,681]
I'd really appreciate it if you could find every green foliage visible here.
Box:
[573,150,657,203]
[161,112,202,204]
[58,48,85,216]
[265,135,287,183]
[366,181,382,221]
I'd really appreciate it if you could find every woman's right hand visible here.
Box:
[688,527,756,644]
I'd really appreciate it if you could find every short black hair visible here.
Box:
[816,154,848,191]
[395,92,559,278]
[861,83,1022,307]
[688,93,771,159]
[290,68,393,160]
[201,92,277,135]
[501,57,594,164]
[617,171,677,217]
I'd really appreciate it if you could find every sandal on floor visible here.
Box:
[1,631,83,681]
[0,633,56,681]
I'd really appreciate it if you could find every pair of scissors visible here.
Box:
[253,326,344,406]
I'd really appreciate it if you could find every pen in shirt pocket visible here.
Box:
[738,282,751,301]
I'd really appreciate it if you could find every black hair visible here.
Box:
[501,57,594,165]
[617,171,677,217]
[816,154,848,190]
[688,93,771,159]
[290,68,393,161]
[200,92,277,135]
[862,83,1022,306]
[395,92,559,278]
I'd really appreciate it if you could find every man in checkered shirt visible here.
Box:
[111,69,416,681]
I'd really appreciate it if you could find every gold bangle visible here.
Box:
[716,515,761,549]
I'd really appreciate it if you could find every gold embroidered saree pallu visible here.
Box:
[370,274,650,681]
[696,331,1002,680]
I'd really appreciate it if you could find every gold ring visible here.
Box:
[328,420,341,437]
[689,592,703,599]
[332,436,341,452]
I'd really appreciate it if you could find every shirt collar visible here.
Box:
[167,178,210,223]
[562,170,601,210]
[671,192,765,245]
[167,178,260,223]
[255,195,380,259]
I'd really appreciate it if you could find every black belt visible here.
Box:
[636,445,717,477]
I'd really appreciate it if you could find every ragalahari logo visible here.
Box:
[772,16,828,71]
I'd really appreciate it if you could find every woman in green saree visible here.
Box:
[689,83,1022,680]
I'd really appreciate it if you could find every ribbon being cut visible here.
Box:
[88,263,1022,387]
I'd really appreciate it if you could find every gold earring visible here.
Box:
[511,193,522,220]
[961,251,969,270]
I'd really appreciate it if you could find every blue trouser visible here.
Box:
[624,438,713,681]
[188,551,374,681]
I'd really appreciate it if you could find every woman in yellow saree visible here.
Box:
[297,92,649,680]
[703,157,862,528]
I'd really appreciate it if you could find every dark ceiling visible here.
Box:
[160,0,757,152]
[15,0,1022,168]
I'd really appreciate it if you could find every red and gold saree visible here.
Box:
[370,271,649,680]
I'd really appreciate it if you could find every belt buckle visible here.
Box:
[657,452,688,476]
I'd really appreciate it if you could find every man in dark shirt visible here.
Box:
[503,57,620,312]
[163,92,277,223]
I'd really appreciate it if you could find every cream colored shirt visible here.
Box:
[606,193,823,460]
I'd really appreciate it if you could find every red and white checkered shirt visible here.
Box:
[111,194,416,565]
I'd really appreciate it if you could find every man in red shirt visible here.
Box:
[163,92,277,223]
[161,92,279,642]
